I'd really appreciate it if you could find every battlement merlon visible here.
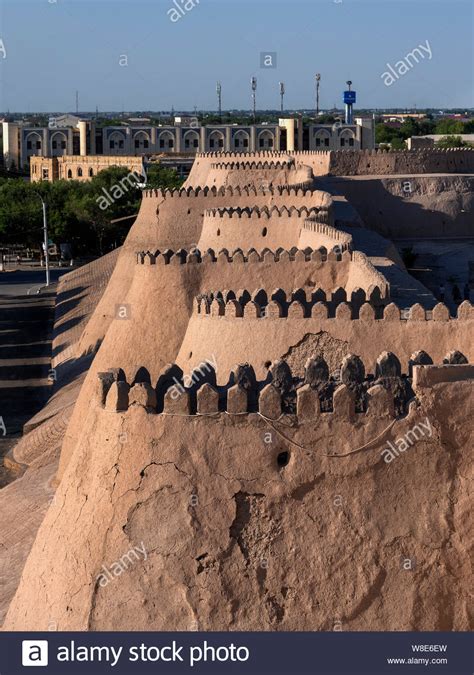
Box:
[135,246,355,266]
[209,159,296,170]
[195,297,472,321]
[204,206,323,219]
[96,354,470,419]
[141,185,319,199]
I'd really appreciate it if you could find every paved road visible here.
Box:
[0,268,64,297]
[0,272,58,485]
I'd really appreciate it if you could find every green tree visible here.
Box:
[435,135,467,148]
[435,119,464,135]
[315,114,336,124]
[390,137,407,149]
[144,164,185,190]
[0,180,45,247]
[375,123,401,145]
[418,119,436,135]
[399,119,421,139]
[0,167,143,255]
[77,167,142,253]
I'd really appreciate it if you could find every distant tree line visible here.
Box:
[0,164,184,256]
[376,118,474,149]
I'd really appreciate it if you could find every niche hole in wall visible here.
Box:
[277,451,290,468]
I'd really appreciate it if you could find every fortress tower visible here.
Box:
[2,149,473,632]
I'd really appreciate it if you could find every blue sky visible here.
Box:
[0,0,472,112]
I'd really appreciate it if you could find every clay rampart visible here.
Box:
[178,301,472,379]
[195,295,472,322]
[142,185,317,199]
[98,356,471,420]
[134,246,391,298]
[193,149,474,181]
[204,206,321,219]
[326,148,474,176]
[349,251,391,296]
[135,246,351,266]
[205,163,313,190]
[318,175,474,239]
[290,148,474,176]
[301,217,351,250]
[210,159,295,170]
[196,151,290,160]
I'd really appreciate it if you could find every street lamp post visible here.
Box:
[251,77,257,123]
[315,73,321,118]
[279,82,285,113]
[34,193,50,287]
[41,198,50,287]
[216,81,222,122]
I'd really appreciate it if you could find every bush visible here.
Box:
[0,164,185,255]
[435,135,466,148]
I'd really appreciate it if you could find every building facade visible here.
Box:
[30,155,144,183]
[3,116,375,173]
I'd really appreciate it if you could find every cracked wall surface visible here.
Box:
[3,151,472,632]
[4,378,472,631]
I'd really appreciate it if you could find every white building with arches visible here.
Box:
[3,116,374,173]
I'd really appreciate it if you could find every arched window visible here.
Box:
[209,131,225,150]
[89,168,94,177]
[258,130,274,149]
[67,169,72,179]
[77,167,83,177]
[26,133,43,154]
[233,130,250,150]
[340,130,355,148]
[158,132,175,150]
[133,132,151,150]
[109,132,126,153]
[315,131,330,148]
[50,132,68,156]
[183,131,200,150]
